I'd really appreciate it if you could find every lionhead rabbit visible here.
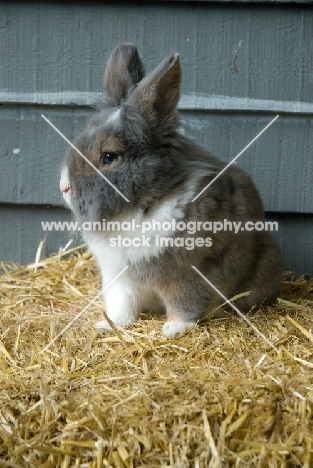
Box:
[60,43,282,338]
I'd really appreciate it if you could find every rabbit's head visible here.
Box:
[60,44,186,222]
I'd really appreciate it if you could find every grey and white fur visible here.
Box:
[60,44,282,338]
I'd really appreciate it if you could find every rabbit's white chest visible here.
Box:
[84,183,196,271]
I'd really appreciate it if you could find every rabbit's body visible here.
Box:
[60,44,282,337]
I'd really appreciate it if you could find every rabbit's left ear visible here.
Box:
[104,43,145,107]
[128,53,181,125]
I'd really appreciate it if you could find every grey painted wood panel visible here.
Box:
[0,204,76,266]
[0,105,88,206]
[268,213,313,275]
[0,105,311,213]
[0,204,312,274]
[1,2,312,103]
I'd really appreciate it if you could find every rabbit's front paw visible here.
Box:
[95,319,114,332]
[95,315,136,333]
[162,321,196,338]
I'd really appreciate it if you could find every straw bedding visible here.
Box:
[0,244,312,467]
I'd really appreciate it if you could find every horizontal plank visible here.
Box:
[0,204,75,266]
[182,112,313,214]
[2,92,313,115]
[0,204,312,274]
[1,3,312,103]
[0,105,312,213]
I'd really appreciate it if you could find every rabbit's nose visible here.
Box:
[60,166,71,193]
[60,184,71,194]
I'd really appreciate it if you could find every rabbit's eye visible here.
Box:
[101,152,119,166]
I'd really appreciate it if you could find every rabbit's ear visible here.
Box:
[104,43,145,107]
[128,53,181,125]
